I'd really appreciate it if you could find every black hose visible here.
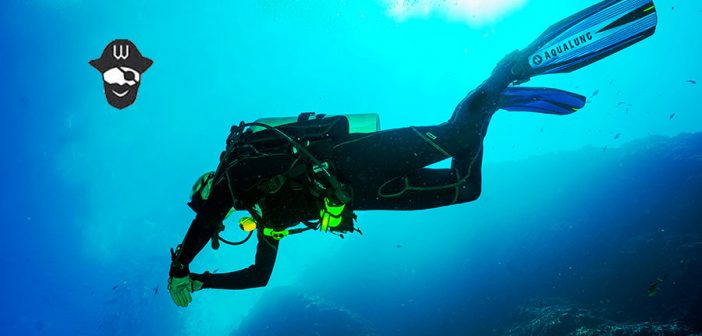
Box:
[218,231,253,246]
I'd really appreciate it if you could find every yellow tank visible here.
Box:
[239,217,257,232]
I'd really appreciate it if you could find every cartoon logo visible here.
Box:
[89,40,153,109]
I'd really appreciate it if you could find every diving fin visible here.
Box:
[517,0,658,79]
[499,87,586,115]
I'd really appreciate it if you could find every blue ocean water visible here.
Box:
[1,0,701,335]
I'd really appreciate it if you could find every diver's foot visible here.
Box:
[493,50,530,85]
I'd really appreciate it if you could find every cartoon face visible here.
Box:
[102,67,142,107]
[90,40,152,109]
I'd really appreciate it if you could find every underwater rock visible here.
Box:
[505,299,609,336]
[233,287,377,336]
[572,321,700,336]
[504,299,700,336]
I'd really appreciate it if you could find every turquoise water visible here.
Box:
[2,0,701,335]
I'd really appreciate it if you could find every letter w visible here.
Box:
[113,45,129,60]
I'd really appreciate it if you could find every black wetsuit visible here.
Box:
[171,53,519,290]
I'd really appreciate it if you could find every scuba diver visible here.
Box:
[168,0,658,307]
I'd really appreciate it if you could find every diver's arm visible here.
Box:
[190,230,279,289]
[170,180,234,277]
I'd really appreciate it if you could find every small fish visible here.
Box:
[396,244,403,248]
[614,133,621,140]
[647,275,667,297]
[153,286,158,295]
[669,113,676,120]
[591,89,600,98]
[603,146,608,152]
[685,80,697,85]
[112,285,118,290]
[212,269,219,274]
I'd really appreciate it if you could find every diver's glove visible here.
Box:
[167,276,204,308]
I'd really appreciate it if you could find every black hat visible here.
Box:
[89,39,153,73]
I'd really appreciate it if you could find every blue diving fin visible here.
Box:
[499,87,586,115]
[517,0,658,79]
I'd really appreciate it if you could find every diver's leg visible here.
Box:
[338,119,489,211]
[333,125,459,185]
[347,147,485,211]
[333,99,492,211]
[332,49,515,180]
[449,50,520,125]
[335,53,518,211]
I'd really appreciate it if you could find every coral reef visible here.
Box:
[505,299,700,336]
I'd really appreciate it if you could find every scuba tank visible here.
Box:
[251,113,380,134]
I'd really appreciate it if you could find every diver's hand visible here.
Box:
[168,276,202,307]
